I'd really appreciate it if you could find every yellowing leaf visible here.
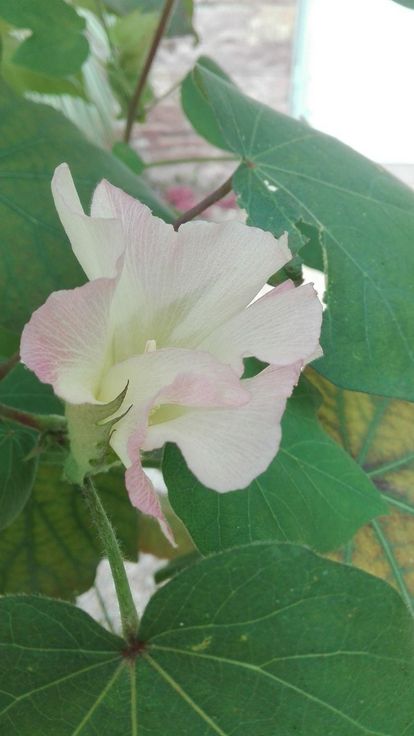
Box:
[308,368,414,612]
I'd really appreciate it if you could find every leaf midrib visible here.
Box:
[254,160,414,215]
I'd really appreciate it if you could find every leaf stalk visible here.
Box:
[173,172,235,230]
[0,403,66,433]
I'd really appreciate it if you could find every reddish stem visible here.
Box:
[173,174,234,230]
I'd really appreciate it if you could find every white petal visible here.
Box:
[199,281,323,373]
[145,363,302,491]
[167,225,292,349]
[94,182,292,362]
[51,164,124,280]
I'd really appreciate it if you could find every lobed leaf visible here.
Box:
[182,60,414,401]
[0,543,413,734]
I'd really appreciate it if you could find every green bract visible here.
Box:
[65,386,129,485]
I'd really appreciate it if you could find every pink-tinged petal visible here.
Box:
[20,279,115,404]
[107,349,249,542]
[125,430,175,545]
[104,348,249,469]
[52,164,124,280]
[199,281,323,373]
[145,363,302,492]
[99,348,249,409]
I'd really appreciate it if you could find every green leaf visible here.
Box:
[0,80,173,333]
[104,0,195,37]
[154,550,201,583]
[1,543,413,734]
[181,56,233,150]
[0,463,138,600]
[0,327,19,360]
[308,369,414,615]
[182,61,414,401]
[65,385,128,485]
[391,0,414,7]
[0,364,62,415]
[109,8,158,116]
[0,32,86,97]
[0,0,89,77]
[164,379,387,555]
[112,141,146,174]
[0,421,37,530]
[167,0,195,38]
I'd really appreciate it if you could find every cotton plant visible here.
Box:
[0,1,413,734]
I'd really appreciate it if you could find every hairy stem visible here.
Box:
[173,173,234,230]
[84,477,140,642]
[0,403,66,433]
[124,0,176,143]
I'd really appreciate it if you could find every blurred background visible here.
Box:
[135,0,414,201]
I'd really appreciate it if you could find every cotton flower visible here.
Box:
[21,163,322,541]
